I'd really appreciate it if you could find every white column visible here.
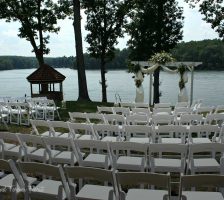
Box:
[149,74,153,106]
[190,66,194,105]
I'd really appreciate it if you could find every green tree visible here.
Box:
[127,0,183,103]
[0,0,70,66]
[185,0,224,39]
[82,0,129,102]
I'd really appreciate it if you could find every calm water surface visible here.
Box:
[0,68,223,106]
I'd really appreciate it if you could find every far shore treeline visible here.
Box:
[0,39,224,71]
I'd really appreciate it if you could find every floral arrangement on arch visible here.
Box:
[178,64,187,90]
[149,51,175,65]
[127,61,144,88]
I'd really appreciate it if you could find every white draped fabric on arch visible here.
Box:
[131,61,202,105]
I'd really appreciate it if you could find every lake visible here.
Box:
[0,68,223,106]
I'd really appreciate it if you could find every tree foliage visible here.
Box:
[185,0,224,39]
[126,0,184,103]
[0,0,71,65]
[82,0,129,102]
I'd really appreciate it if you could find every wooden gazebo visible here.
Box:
[27,64,66,101]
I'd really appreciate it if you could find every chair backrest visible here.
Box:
[68,122,95,139]
[152,114,174,125]
[17,133,45,147]
[179,114,203,125]
[68,112,87,123]
[120,102,135,108]
[131,107,151,117]
[0,132,19,144]
[174,107,192,116]
[153,107,171,115]
[126,114,149,125]
[124,125,152,141]
[97,106,114,114]
[85,113,106,124]
[104,114,126,125]
[30,119,50,135]
[205,113,224,125]
[48,120,70,135]
[215,105,224,113]
[154,103,171,108]
[196,106,214,115]
[113,107,131,116]
[116,172,170,194]
[175,102,190,108]
[179,174,224,199]
[93,124,121,140]
[134,102,149,108]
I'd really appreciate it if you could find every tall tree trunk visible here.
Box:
[153,67,160,103]
[73,0,90,101]
[100,57,107,102]
[153,0,163,104]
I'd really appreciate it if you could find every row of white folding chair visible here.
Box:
[30,119,224,145]
[28,98,60,120]
[0,159,174,200]
[119,102,150,108]
[1,131,224,176]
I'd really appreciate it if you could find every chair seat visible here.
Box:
[27,148,47,161]
[58,132,73,138]
[161,138,183,144]
[182,191,224,200]
[126,189,168,200]
[129,137,150,143]
[4,143,16,150]
[192,138,211,143]
[83,154,109,169]
[76,184,115,200]
[191,158,220,172]
[116,156,145,171]
[78,135,94,140]
[31,179,66,200]
[4,145,21,157]
[101,136,124,142]
[153,158,182,172]
[53,151,77,165]
[0,174,14,189]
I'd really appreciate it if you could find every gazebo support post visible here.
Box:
[190,66,194,106]
[30,83,33,96]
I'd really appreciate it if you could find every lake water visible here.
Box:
[0,68,223,106]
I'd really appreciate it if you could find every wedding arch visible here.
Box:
[131,61,202,105]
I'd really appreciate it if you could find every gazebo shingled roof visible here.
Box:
[27,64,66,83]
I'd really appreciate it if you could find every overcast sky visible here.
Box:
[0,0,219,57]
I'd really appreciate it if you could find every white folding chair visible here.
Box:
[196,106,214,115]
[124,125,152,143]
[215,105,224,114]
[17,134,48,163]
[149,143,188,173]
[68,122,96,140]
[0,132,22,159]
[120,102,135,108]
[131,107,151,118]
[205,113,224,126]
[134,102,149,108]
[108,142,148,171]
[43,137,79,165]
[155,125,187,144]
[116,172,171,200]
[179,174,224,200]
[18,161,70,200]
[86,113,106,124]
[68,112,87,123]
[75,139,110,169]
[7,102,20,125]
[93,124,124,142]
[0,102,9,129]
[45,99,60,120]
[65,166,118,200]
[188,124,220,144]
[188,143,224,174]
[213,124,224,143]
